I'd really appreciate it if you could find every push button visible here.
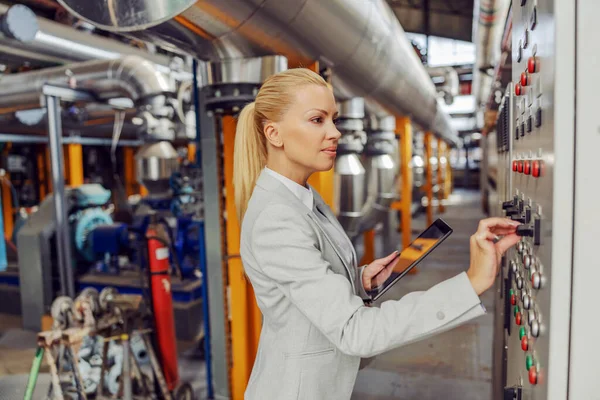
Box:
[515,83,522,96]
[528,56,538,73]
[521,72,529,86]
[516,311,523,325]
[524,161,531,175]
[511,294,517,305]
[519,327,527,340]
[526,354,534,370]
[513,160,518,171]
[518,161,524,173]
[529,366,538,385]
[521,335,528,351]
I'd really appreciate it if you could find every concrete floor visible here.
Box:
[352,189,493,400]
[0,189,491,400]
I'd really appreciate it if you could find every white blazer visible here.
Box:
[240,169,485,400]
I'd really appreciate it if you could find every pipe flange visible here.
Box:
[203,83,260,114]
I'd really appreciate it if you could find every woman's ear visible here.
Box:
[264,122,283,148]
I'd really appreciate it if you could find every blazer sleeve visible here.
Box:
[250,204,486,358]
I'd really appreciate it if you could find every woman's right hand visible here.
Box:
[467,217,521,295]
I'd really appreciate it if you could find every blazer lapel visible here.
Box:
[256,169,356,288]
[309,198,356,289]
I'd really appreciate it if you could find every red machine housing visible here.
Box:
[146,226,179,391]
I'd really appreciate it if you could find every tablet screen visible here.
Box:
[366,218,453,300]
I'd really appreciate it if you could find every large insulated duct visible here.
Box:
[0,3,175,71]
[0,55,177,138]
[358,115,399,233]
[57,0,460,146]
[334,98,367,238]
[472,0,510,109]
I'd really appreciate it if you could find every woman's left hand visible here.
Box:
[362,251,401,291]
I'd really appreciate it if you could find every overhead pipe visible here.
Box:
[472,0,510,110]
[0,55,177,139]
[0,2,186,77]
[56,0,460,146]
[0,55,173,111]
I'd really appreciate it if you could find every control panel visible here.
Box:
[491,1,600,399]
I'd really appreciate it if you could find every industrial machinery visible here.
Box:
[489,1,599,399]
[26,286,193,399]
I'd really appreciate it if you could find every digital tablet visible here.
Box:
[366,218,453,302]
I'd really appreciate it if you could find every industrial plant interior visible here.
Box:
[0,0,597,399]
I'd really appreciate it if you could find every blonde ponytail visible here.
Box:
[233,101,267,222]
[233,68,329,222]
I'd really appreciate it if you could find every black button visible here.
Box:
[531,7,537,30]
[523,30,529,49]
[535,108,542,127]
[521,0,527,5]
[515,126,520,140]
[527,115,532,132]
[521,122,526,137]
[517,44,523,63]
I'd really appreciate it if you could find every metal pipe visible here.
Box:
[0,133,143,146]
[46,94,75,298]
[472,0,510,109]
[56,0,459,145]
[0,2,174,70]
[0,55,175,115]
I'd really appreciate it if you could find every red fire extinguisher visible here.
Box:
[146,225,179,391]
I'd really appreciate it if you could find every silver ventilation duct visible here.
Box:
[57,0,460,146]
[0,55,177,139]
[0,3,175,71]
[334,98,366,238]
[358,116,399,233]
[472,0,510,109]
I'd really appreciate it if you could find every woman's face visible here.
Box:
[266,84,341,177]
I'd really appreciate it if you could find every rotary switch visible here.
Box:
[523,254,532,269]
[531,320,541,337]
[516,276,524,290]
[532,272,542,289]
[528,310,537,326]
[523,294,531,310]
[511,260,518,274]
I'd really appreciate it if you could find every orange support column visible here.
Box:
[65,144,84,187]
[187,143,197,163]
[395,117,413,251]
[36,146,48,200]
[360,229,376,265]
[424,132,434,226]
[124,147,136,197]
[445,147,453,197]
[437,139,445,214]
[222,115,261,400]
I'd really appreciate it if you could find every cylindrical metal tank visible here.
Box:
[135,141,179,196]
[359,116,399,233]
[333,98,366,238]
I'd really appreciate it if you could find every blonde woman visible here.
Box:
[233,68,520,400]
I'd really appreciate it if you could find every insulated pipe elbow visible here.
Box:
[0,55,175,115]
